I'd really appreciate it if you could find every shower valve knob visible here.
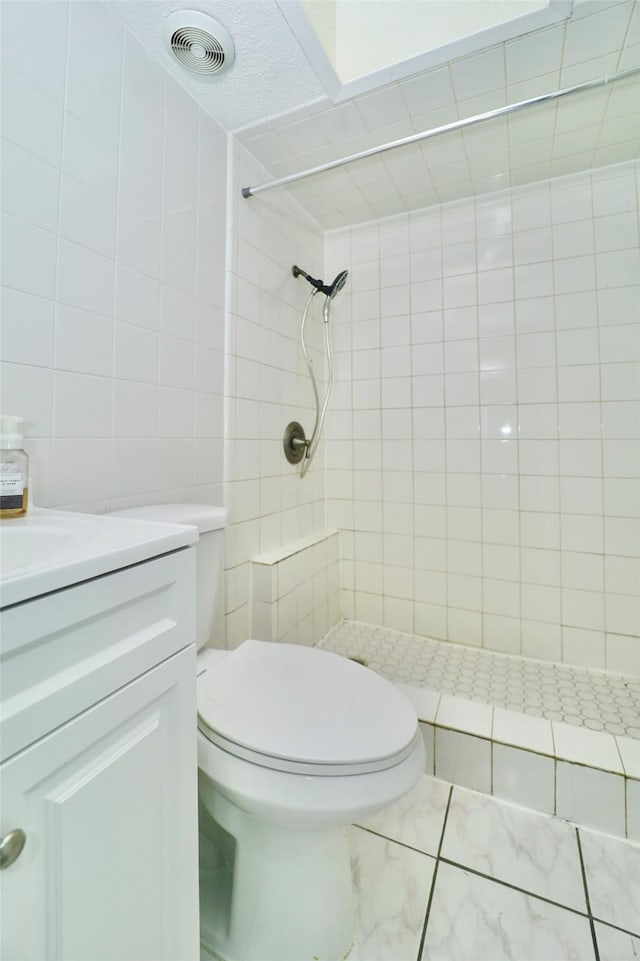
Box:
[283,421,307,465]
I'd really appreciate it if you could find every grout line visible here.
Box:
[416,784,454,961]
[490,727,494,797]
[437,855,595,925]
[353,823,439,860]
[587,918,640,941]
[576,827,601,961]
[356,785,640,941]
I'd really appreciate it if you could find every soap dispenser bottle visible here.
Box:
[0,415,29,517]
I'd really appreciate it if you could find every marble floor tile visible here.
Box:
[579,827,640,934]
[594,922,640,960]
[421,862,596,961]
[199,774,640,961]
[441,787,587,911]
[347,825,435,961]
[356,775,450,857]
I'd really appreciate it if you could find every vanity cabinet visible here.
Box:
[0,542,199,961]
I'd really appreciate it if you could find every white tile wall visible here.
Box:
[326,159,640,673]
[223,141,334,648]
[628,778,640,842]
[251,531,340,645]
[435,729,492,794]
[492,744,555,815]
[556,762,627,836]
[0,0,226,514]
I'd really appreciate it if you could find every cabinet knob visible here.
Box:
[0,829,26,869]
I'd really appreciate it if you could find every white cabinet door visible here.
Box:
[0,647,199,961]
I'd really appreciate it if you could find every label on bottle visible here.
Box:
[0,464,25,509]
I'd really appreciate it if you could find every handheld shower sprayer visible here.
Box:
[284,263,349,477]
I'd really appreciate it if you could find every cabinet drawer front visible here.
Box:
[1,549,195,761]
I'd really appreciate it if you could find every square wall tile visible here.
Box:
[2,213,57,300]
[66,1,123,144]
[60,174,117,259]
[53,371,112,438]
[552,722,623,773]
[252,601,275,642]
[0,362,53,436]
[2,139,60,233]
[435,729,491,794]
[49,438,112,505]
[420,721,436,774]
[1,288,55,368]
[556,761,626,836]
[492,744,555,815]
[397,685,441,724]
[57,239,115,317]
[2,67,64,167]
[627,779,640,842]
[493,708,554,754]
[62,113,119,200]
[436,694,493,738]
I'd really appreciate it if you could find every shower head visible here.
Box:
[292,265,349,299]
[328,269,348,299]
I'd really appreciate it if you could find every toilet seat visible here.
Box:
[197,640,419,776]
[197,720,423,776]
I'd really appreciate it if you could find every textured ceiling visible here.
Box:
[107,0,329,132]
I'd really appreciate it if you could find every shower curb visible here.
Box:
[398,682,639,842]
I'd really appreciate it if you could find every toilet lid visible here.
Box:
[197,640,418,772]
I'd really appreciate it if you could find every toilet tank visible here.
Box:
[109,504,227,649]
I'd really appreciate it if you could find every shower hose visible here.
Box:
[299,289,334,478]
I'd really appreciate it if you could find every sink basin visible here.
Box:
[0,508,198,607]
[0,515,98,575]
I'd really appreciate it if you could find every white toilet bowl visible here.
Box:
[110,506,425,961]
[196,641,425,961]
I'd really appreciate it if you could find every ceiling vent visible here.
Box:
[163,10,235,76]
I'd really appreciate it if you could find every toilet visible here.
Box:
[111,505,425,961]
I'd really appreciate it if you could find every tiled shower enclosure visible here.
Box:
[324,161,639,673]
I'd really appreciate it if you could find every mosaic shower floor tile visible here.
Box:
[319,620,640,740]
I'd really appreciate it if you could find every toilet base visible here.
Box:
[199,778,355,961]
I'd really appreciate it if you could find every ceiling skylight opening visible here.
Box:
[278,0,573,102]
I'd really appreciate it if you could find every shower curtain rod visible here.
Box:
[241,66,640,200]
